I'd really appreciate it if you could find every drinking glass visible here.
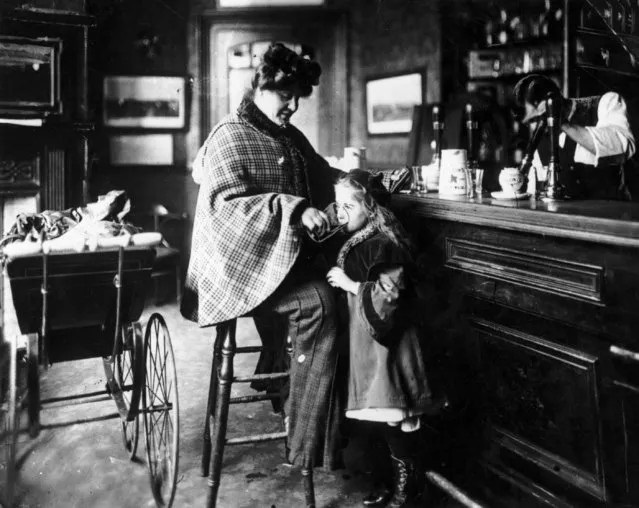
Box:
[307,202,349,243]
[410,166,427,194]
[475,168,485,196]
[536,165,549,195]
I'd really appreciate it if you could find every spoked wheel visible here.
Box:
[142,313,179,508]
[103,321,144,459]
[117,323,144,459]
[0,336,17,507]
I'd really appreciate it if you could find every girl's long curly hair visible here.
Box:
[335,171,414,255]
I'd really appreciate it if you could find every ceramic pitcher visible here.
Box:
[439,149,470,196]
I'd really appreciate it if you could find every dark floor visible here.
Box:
[10,303,464,508]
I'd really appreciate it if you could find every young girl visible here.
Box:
[326,170,433,508]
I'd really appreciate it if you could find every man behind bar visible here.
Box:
[513,74,636,200]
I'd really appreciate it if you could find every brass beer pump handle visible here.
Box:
[465,103,478,168]
[520,117,547,174]
[547,98,558,168]
[465,103,478,198]
[432,105,443,162]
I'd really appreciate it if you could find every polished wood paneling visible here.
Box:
[473,318,604,501]
[43,147,65,211]
[0,8,94,207]
[392,193,639,507]
[445,237,605,304]
[0,157,40,195]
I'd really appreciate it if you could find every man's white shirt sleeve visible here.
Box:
[576,92,635,166]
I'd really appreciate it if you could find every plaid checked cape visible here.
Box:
[181,99,338,326]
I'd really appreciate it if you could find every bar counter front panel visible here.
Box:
[391,194,639,508]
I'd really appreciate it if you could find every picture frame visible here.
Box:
[365,70,424,136]
[0,36,62,117]
[108,134,174,166]
[102,75,187,130]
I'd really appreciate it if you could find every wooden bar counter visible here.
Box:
[391,193,639,508]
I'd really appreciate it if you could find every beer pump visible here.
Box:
[432,105,443,166]
[465,103,482,197]
[542,96,567,201]
[519,115,547,197]
[519,117,547,175]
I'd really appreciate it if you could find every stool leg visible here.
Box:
[206,320,236,508]
[302,468,316,508]
[201,330,222,477]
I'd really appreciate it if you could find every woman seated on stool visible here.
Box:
[327,170,436,507]
[182,42,344,470]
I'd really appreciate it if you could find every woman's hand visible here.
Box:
[327,266,360,295]
[301,207,330,237]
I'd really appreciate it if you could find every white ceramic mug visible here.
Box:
[439,149,468,196]
[499,167,525,195]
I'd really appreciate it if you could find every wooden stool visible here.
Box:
[201,318,316,508]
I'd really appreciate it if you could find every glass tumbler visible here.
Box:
[410,166,427,194]
[307,202,349,243]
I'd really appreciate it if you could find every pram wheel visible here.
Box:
[0,336,17,507]
[116,322,144,459]
[103,319,144,459]
[142,313,179,508]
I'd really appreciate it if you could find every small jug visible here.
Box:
[499,167,525,195]
[439,149,469,196]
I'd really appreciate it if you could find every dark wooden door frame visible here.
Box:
[186,8,348,168]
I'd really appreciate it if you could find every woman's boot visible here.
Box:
[385,455,422,508]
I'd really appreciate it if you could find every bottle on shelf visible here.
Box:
[539,0,564,39]
[539,0,551,37]
[621,0,635,33]
[510,14,526,41]
[496,8,511,45]
[551,0,564,38]
[529,8,541,38]
[615,0,627,32]
[484,19,494,47]
[601,0,614,29]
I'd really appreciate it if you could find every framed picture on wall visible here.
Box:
[365,70,424,136]
[0,36,62,116]
[102,75,188,129]
[109,134,174,166]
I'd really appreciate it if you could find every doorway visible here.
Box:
[200,9,347,158]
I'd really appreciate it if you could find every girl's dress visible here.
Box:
[337,224,432,425]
